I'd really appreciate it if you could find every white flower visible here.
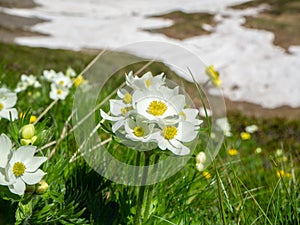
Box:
[199,107,212,117]
[53,73,72,89]
[122,116,158,150]
[179,108,203,128]
[0,88,18,121]
[216,117,232,137]
[126,71,165,90]
[100,99,134,133]
[0,134,12,170]
[5,146,46,195]
[132,86,185,124]
[15,74,41,92]
[42,69,59,82]
[245,124,258,133]
[65,67,76,77]
[49,83,69,100]
[152,121,198,155]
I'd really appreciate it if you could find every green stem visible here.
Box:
[214,162,227,225]
[144,154,160,220]
[134,152,150,225]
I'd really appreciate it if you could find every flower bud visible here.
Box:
[36,180,49,194]
[20,124,35,139]
[20,136,37,146]
[196,152,206,164]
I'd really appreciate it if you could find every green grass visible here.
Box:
[0,41,299,224]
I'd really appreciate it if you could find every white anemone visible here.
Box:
[53,73,72,88]
[132,86,185,124]
[49,83,70,100]
[5,146,47,195]
[126,71,165,90]
[152,121,198,155]
[0,88,18,121]
[15,74,41,92]
[42,69,59,82]
[100,99,134,133]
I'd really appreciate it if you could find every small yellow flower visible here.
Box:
[203,171,211,179]
[276,170,292,179]
[228,148,238,156]
[30,115,37,123]
[240,132,251,140]
[73,75,86,87]
[205,65,222,87]
[20,113,37,123]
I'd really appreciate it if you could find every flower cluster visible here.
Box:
[0,88,18,121]
[101,71,202,155]
[0,134,47,195]
[15,74,41,93]
[42,68,75,100]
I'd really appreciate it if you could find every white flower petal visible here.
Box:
[0,134,12,168]
[168,139,190,155]
[110,99,127,116]
[25,157,47,172]
[22,169,45,185]
[13,146,36,164]
[2,93,17,108]
[177,122,198,142]
[0,168,10,185]
[9,178,25,195]
[0,108,18,121]
[100,109,123,121]
[112,119,125,133]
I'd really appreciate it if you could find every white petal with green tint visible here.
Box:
[0,134,12,168]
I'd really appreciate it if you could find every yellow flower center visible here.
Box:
[133,126,144,137]
[121,106,133,115]
[145,79,151,88]
[57,89,63,95]
[163,126,177,140]
[59,80,64,85]
[123,93,132,104]
[148,101,167,116]
[0,103,3,111]
[13,162,26,177]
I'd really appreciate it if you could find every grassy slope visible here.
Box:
[0,42,299,224]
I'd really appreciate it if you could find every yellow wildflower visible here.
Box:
[20,113,37,123]
[203,171,211,179]
[276,170,292,179]
[205,65,222,87]
[228,148,238,156]
[240,132,251,140]
[73,75,86,87]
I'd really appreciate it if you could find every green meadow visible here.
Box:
[0,41,299,225]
